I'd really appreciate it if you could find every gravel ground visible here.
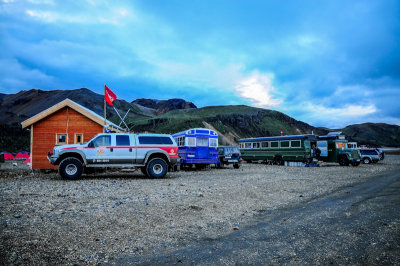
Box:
[1,156,399,265]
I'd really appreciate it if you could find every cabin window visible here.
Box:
[270,141,279,148]
[197,137,209,147]
[74,133,84,144]
[280,141,290,148]
[291,140,301,148]
[56,133,68,145]
[209,138,218,147]
[253,142,260,149]
[116,135,130,146]
[261,142,269,148]
[186,137,196,147]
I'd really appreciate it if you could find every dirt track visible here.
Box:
[1,156,399,264]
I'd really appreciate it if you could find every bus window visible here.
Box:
[245,143,252,149]
[253,142,260,149]
[280,141,289,148]
[261,142,268,148]
[176,136,185,146]
[209,138,218,147]
[271,141,279,148]
[186,137,196,147]
[291,140,301,148]
[197,137,209,147]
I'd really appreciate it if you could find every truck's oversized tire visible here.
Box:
[146,158,168,178]
[233,163,240,169]
[59,157,83,180]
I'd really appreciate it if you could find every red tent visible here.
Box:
[15,152,30,159]
[3,153,14,160]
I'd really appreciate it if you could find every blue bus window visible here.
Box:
[197,138,208,146]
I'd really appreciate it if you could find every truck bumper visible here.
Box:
[47,155,58,165]
[222,159,241,164]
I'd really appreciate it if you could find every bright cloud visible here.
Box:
[234,72,282,108]
[26,9,55,22]
[301,102,378,128]
[307,103,377,117]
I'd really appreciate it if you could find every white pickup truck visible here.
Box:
[48,133,179,179]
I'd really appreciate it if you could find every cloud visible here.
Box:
[307,103,377,117]
[234,72,282,108]
[299,102,378,128]
[0,58,57,92]
[24,3,136,25]
[26,9,56,22]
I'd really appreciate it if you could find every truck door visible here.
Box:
[111,134,135,164]
[85,135,112,164]
[135,135,146,164]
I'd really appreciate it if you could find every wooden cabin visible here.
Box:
[21,99,123,169]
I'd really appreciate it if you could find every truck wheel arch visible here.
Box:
[56,152,86,165]
[144,150,170,165]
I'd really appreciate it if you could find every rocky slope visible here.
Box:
[132,98,197,115]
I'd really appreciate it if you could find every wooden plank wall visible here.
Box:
[32,107,103,169]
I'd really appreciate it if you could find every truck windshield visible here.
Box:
[336,142,347,149]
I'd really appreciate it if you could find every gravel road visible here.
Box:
[1,156,399,265]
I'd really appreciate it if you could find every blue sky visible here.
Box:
[1,0,399,128]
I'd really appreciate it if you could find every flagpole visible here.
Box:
[104,85,106,132]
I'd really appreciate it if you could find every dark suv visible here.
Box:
[359,149,380,164]
[218,146,242,169]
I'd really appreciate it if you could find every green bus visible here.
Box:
[239,134,316,165]
[239,133,361,166]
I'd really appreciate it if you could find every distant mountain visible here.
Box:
[342,123,400,147]
[0,88,399,151]
[132,98,197,115]
[0,88,148,124]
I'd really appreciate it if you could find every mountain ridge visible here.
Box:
[0,88,399,152]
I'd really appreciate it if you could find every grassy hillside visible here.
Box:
[342,123,400,147]
[127,105,328,142]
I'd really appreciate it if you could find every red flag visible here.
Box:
[105,84,117,105]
